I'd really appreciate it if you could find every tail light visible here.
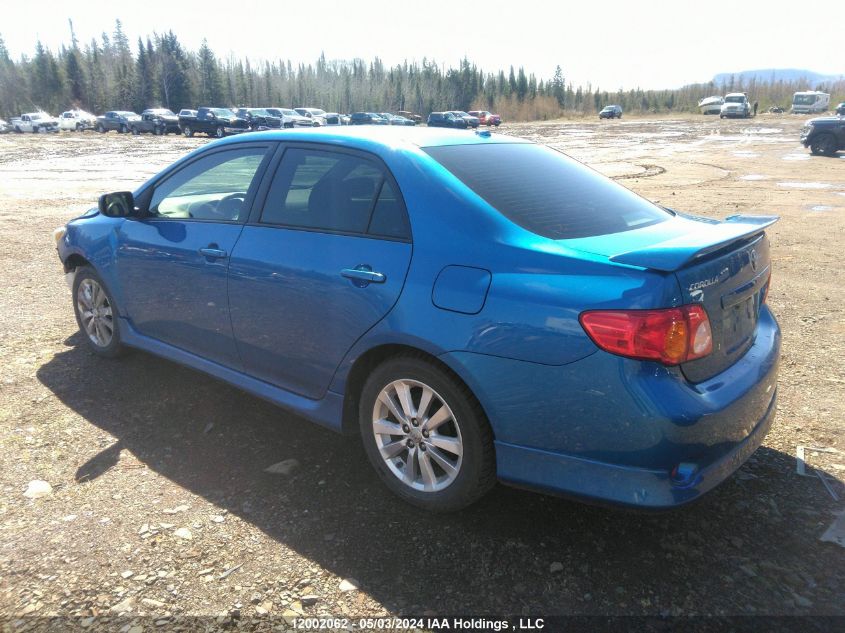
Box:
[579,305,712,365]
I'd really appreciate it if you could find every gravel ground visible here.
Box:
[0,116,843,632]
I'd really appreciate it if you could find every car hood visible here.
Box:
[806,116,840,125]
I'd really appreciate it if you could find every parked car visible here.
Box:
[396,111,423,123]
[800,116,845,156]
[448,111,480,128]
[349,112,389,125]
[56,127,780,512]
[836,102,845,116]
[141,108,180,134]
[468,110,501,126]
[11,112,59,133]
[128,112,169,135]
[294,108,328,126]
[265,108,314,128]
[427,112,468,128]
[720,93,751,119]
[599,105,623,119]
[235,108,283,130]
[96,111,141,133]
[179,107,250,138]
[0,118,10,133]
[323,112,345,126]
[382,113,415,126]
[58,109,98,131]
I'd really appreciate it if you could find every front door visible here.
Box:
[116,145,271,367]
[228,146,413,399]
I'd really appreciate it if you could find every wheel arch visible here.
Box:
[63,252,91,274]
[339,343,492,438]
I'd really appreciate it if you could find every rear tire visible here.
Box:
[32,125,39,133]
[358,355,495,512]
[97,124,105,133]
[131,127,140,136]
[72,266,125,359]
[120,124,128,134]
[215,126,224,138]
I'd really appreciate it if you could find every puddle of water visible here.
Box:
[783,154,810,161]
[778,182,832,189]
[740,175,769,180]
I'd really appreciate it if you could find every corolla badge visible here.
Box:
[688,267,730,301]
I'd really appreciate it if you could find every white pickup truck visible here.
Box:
[10,112,60,133]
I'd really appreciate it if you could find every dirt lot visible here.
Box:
[0,116,843,631]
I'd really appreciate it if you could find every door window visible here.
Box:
[260,148,410,239]
[149,148,267,222]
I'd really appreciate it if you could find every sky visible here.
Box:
[1,0,841,90]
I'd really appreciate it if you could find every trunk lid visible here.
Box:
[565,213,776,381]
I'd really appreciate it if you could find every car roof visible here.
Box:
[209,126,528,151]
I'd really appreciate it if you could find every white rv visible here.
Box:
[791,91,830,114]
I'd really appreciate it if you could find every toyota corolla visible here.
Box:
[55,127,780,512]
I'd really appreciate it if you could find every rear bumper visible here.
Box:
[441,306,781,508]
[494,387,776,508]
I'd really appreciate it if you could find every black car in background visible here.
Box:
[836,102,845,116]
[141,108,180,134]
[800,116,845,156]
[179,107,250,138]
[96,111,141,133]
[447,111,480,128]
[235,108,283,130]
[427,112,468,128]
[349,112,389,125]
[599,105,623,119]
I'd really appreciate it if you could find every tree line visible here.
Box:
[0,21,842,121]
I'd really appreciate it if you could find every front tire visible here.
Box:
[97,124,105,133]
[119,124,128,134]
[72,266,124,358]
[32,125,39,133]
[359,355,495,512]
[810,134,838,157]
[183,126,193,138]
[215,125,224,138]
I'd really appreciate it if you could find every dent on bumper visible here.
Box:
[495,388,776,508]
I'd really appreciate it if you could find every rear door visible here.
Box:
[116,143,274,367]
[228,145,412,399]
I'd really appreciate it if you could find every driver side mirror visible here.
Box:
[99,191,140,218]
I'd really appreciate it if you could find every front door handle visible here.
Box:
[199,247,228,259]
[341,266,386,286]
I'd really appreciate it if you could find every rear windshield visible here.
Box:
[424,143,670,240]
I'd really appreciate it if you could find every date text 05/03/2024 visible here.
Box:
[293,618,545,630]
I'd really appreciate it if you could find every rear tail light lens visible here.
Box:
[579,305,713,365]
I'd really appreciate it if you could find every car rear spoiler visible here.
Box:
[609,215,779,272]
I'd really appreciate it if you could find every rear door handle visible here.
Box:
[341,266,386,285]
[199,247,228,259]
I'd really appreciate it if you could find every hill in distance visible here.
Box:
[712,68,844,85]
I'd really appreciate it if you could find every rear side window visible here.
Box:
[424,143,669,240]
[260,148,410,239]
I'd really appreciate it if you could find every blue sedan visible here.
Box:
[56,127,780,512]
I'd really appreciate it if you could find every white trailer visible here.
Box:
[791,91,830,114]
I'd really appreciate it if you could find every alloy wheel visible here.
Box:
[371,379,463,492]
[76,278,114,348]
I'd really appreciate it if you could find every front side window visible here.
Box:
[260,148,410,239]
[424,143,669,240]
[149,147,268,222]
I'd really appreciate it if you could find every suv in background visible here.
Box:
[236,108,282,130]
[427,112,468,128]
[96,111,141,133]
[468,110,501,126]
[800,116,845,157]
[599,105,622,119]
[294,108,328,126]
[265,108,314,128]
[720,93,751,119]
[448,111,480,128]
[349,112,389,125]
[141,108,180,134]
